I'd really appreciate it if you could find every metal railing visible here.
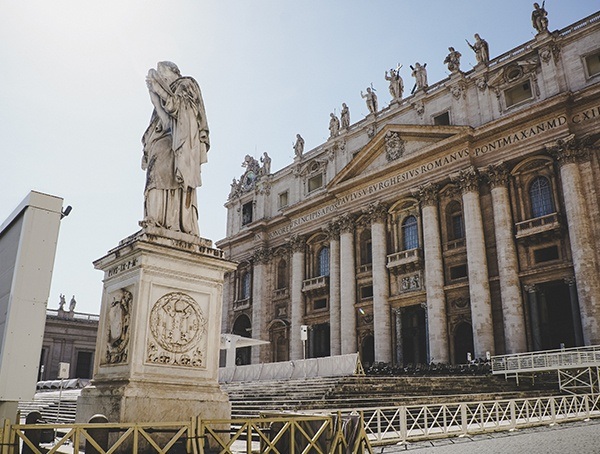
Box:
[315,393,600,446]
[515,212,560,238]
[491,345,600,375]
[0,413,373,454]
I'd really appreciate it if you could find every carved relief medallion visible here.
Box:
[385,132,406,162]
[147,292,207,368]
[104,289,132,365]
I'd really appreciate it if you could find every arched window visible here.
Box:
[530,176,554,218]
[447,201,464,240]
[276,259,288,289]
[318,247,330,276]
[402,215,419,250]
[241,271,251,299]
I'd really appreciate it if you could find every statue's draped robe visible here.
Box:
[142,76,209,236]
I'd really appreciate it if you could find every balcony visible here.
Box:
[302,275,329,296]
[515,212,561,241]
[356,263,372,275]
[386,248,423,274]
[444,238,466,252]
[273,287,289,300]
[233,298,251,311]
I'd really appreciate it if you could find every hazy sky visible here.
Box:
[1,1,597,314]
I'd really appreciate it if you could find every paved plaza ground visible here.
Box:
[379,418,600,453]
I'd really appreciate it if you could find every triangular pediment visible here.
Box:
[328,123,471,190]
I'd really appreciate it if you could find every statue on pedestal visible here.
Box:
[444,47,462,74]
[385,66,404,102]
[141,61,209,237]
[467,34,490,66]
[294,134,305,158]
[410,62,428,93]
[532,2,549,34]
[361,87,378,115]
[329,112,340,138]
[340,103,350,129]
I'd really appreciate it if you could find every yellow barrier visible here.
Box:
[0,413,373,454]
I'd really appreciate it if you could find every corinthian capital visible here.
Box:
[288,234,306,253]
[338,213,356,233]
[417,182,440,206]
[453,166,481,194]
[545,134,584,167]
[252,246,271,264]
[323,220,341,240]
[485,162,511,188]
[363,201,389,223]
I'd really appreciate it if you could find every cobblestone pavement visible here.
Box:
[378,418,600,453]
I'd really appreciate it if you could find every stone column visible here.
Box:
[366,202,392,363]
[251,246,270,364]
[420,302,430,363]
[455,166,495,357]
[548,136,600,344]
[289,234,305,360]
[525,284,542,351]
[395,308,404,366]
[565,277,584,346]
[486,164,527,354]
[339,214,358,355]
[326,221,342,356]
[418,183,449,363]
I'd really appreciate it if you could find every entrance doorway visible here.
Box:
[402,305,427,365]
[453,322,474,364]
[538,281,577,349]
[310,323,330,358]
[232,314,252,365]
[361,334,375,367]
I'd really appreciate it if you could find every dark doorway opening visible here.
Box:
[232,314,252,365]
[402,305,427,365]
[361,334,375,367]
[310,323,330,358]
[453,322,474,364]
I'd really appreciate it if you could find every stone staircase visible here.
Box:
[18,389,80,424]
[221,374,557,418]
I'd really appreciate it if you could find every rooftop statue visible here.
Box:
[385,66,404,102]
[467,34,490,65]
[340,103,350,129]
[410,62,428,93]
[294,134,305,158]
[532,2,549,34]
[444,47,462,73]
[141,61,209,236]
[329,112,340,138]
[361,86,378,115]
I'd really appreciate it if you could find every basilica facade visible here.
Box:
[216,11,600,366]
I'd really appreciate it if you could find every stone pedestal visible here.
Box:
[77,227,236,426]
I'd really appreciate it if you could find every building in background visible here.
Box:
[39,296,99,381]
[217,11,600,366]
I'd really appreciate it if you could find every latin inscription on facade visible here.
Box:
[268,111,592,240]
[146,292,207,368]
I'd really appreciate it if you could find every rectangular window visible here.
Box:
[534,246,559,263]
[451,214,464,240]
[313,298,327,310]
[450,264,468,280]
[242,202,253,225]
[278,191,289,209]
[585,51,600,78]
[504,81,533,107]
[433,111,450,125]
[307,174,323,193]
[360,285,374,300]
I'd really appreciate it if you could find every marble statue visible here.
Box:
[69,295,77,312]
[467,34,490,65]
[59,294,66,311]
[361,87,378,115]
[444,47,462,73]
[411,63,428,93]
[532,2,549,34]
[141,61,209,237]
[260,152,271,175]
[294,134,305,158]
[340,103,350,129]
[385,67,404,101]
[329,112,340,138]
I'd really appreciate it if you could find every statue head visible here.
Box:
[157,61,181,83]
[474,33,481,40]
[533,2,540,8]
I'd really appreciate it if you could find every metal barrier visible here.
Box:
[0,413,373,454]
[322,393,600,446]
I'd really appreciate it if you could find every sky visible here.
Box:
[0,1,598,315]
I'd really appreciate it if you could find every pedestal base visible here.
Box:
[77,380,230,424]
